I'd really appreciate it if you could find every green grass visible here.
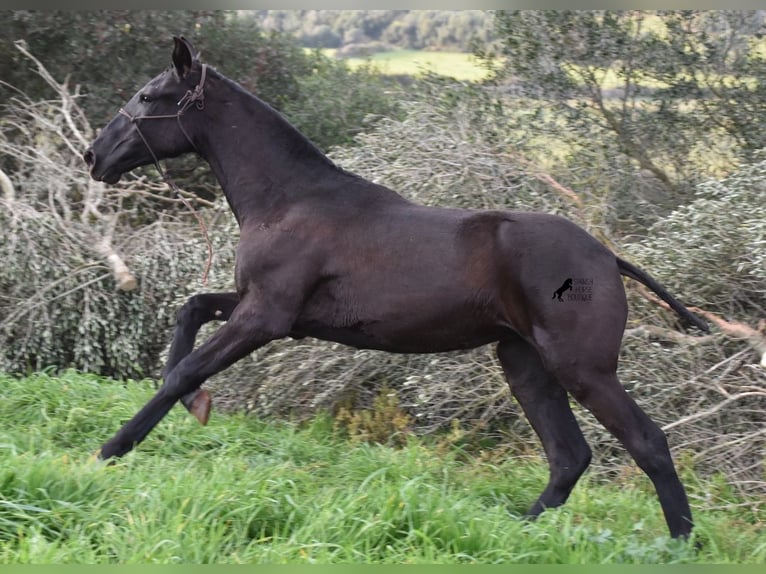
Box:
[324,49,491,82]
[0,371,764,563]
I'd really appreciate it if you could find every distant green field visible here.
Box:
[325,49,491,82]
[1,371,764,563]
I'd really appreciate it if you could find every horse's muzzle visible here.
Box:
[82,147,105,181]
[83,147,120,183]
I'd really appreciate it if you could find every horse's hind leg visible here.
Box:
[561,367,693,538]
[163,292,239,424]
[536,316,694,539]
[496,336,592,517]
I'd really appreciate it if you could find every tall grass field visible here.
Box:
[0,371,763,563]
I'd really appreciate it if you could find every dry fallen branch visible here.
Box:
[500,150,585,212]
[96,238,137,292]
[623,324,717,345]
[634,282,765,367]
[663,389,766,431]
[688,307,766,368]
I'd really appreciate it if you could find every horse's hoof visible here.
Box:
[190,389,212,426]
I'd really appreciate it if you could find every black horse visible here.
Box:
[84,37,708,539]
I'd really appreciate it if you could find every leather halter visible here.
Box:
[118,63,208,163]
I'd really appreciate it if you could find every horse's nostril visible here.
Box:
[83,148,95,166]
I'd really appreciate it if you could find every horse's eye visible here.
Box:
[139,94,152,103]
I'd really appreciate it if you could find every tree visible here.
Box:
[0,11,224,123]
[252,10,495,52]
[485,11,766,223]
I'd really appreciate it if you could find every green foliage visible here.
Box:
[281,56,404,150]
[201,24,403,152]
[624,152,766,317]
[198,18,316,113]
[486,10,766,224]
[0,11,223,124]
[0,11,400,154]
[0,371,763,563]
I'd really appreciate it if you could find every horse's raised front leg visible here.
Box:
[163,292,239,425]
[99,296,291,460]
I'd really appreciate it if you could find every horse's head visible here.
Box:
[84,36,205,184]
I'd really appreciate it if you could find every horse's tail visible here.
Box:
[617,257,709,332]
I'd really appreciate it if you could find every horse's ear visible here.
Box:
[172,36,197,79]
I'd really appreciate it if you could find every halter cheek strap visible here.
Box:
[118,63,207,154]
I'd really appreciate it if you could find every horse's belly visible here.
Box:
[292,287,507,353]
[291,320,503,353]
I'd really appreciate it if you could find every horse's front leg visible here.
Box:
[99,296,293,460]
[163,292,239,424]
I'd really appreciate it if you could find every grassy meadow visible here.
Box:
[324,49,491,82]
[0,371,764,564]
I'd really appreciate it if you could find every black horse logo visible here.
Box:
[552,278,573,301]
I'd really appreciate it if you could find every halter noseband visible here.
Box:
[118,63,208,163]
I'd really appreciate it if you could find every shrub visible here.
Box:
[623,154,766,318]
[334,386,413,446]
[0,45,222,378]
[282,56,404,151]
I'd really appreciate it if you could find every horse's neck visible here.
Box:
[196,77,342,222]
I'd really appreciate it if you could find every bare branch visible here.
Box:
[14,39,91,146]
[0,167,14,202]
[96,238,138,292]
[623,324,717,345]
[688,307,766,368]
[663,390,766,431]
